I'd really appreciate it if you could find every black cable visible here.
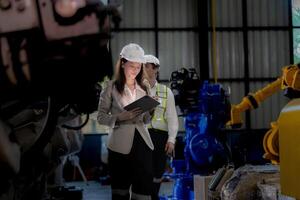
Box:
[61,114,89,130]
[23,96,58,158]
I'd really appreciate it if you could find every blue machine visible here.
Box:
[185,81,230,174]
[169,80,230,200]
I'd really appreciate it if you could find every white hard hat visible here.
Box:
[120,43,145,63]
[144,55,160,66]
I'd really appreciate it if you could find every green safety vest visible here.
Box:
[148,84,168,132]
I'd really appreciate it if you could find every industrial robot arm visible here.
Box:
[226,64,300,127]
[226,64,300,164]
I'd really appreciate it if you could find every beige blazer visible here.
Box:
[97,81,154,154]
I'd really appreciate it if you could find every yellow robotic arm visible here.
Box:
[227,64,300,127]
[226,64,300,164]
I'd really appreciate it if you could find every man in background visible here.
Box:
[144,55,179,200]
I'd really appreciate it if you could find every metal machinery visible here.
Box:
[169,69,231,200]
[278,98,300,199]
[184,81,230,175]
[227,64,300,164]
[0,0,120,199]
[169,65,300,199]
[226,64,300,199]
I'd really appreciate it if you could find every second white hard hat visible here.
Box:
[144,55,160,66]
[120,43,146,63]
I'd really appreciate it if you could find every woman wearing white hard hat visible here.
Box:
[97,43,154,200]
[144,55,178,200]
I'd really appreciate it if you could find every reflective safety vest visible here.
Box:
[148,84,168,132]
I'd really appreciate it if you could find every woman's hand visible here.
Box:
[165,142,175,157]
[152,95,159,101]
[117,108,143,121]
[149,95,159,115]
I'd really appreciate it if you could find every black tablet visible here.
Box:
[124,95,160,113]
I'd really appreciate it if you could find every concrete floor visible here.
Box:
[67,180,174,200]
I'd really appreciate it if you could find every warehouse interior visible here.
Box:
[1,0,300,199]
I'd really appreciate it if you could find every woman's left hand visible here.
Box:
[152,95,159,101]
[165,142,175,157]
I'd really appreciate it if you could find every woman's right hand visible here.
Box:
[117,108,143,121]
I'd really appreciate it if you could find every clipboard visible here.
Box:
[124,95,160,113]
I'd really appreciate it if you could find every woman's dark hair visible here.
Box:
[114,58,147,94]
